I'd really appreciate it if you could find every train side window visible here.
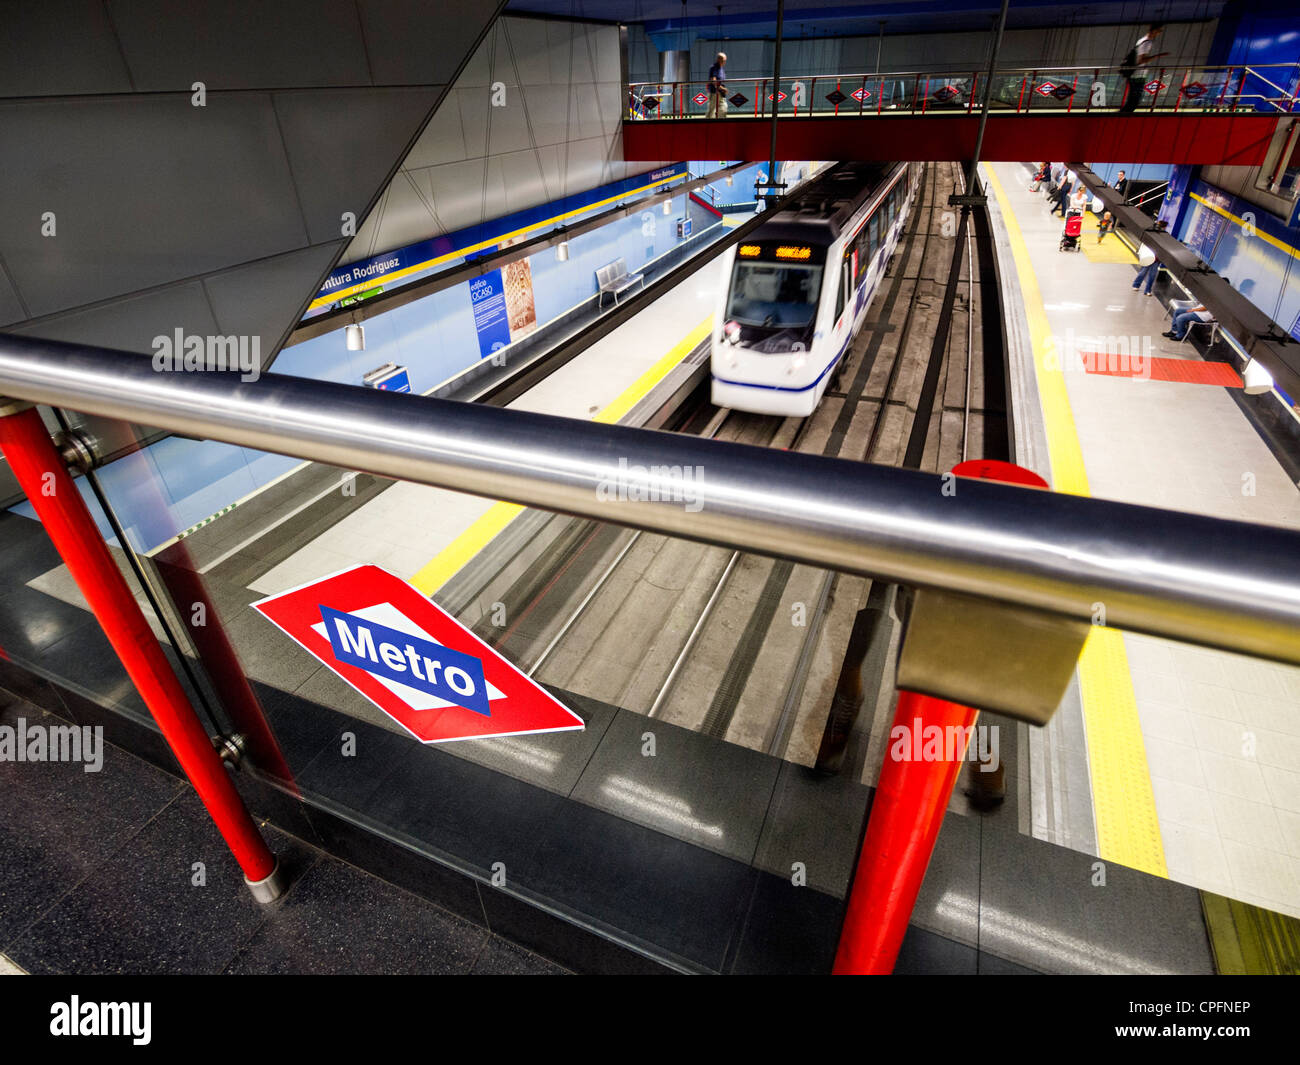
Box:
[836,256,848,320]
[868,215,879,258]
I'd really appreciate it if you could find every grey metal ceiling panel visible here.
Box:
[520,84,573,148]
[566,87,605,143]
[486,86,538,157]
[8,281,219,355]
[202,242,348,359]
[271,87,444,246]
[0,0,133,98]
[457,89,491,160]
[503,20,557,87]
[0,264,28,328]
[493,150,552,216]
[595,82,626,140]
[357,0,502,86]
[346,171,448,260]
[0,94,309,318]
[401,95,470,170]
[106,0,372,91]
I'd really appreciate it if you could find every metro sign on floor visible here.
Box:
[254,565,585,744]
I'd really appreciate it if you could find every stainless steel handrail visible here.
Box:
[2,333,1300,667]
[627,61,1300,87]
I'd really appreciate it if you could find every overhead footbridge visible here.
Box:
[623,62,1296,165]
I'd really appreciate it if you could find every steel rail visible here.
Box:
[3,333,1300,668]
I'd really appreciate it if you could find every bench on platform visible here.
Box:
[596,258,645,307]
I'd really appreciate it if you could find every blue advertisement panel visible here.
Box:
[470,270,511,359]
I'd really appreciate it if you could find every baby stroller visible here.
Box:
[1059,211,1083,251]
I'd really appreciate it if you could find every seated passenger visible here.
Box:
[1163,304,1213,340]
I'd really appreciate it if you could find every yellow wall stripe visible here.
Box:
[1189,191,1300,264]
[985,165,1168,878]
[409,313,714,596]
[309,174,685,310]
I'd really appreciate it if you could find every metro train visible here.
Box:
[711,161,924,416]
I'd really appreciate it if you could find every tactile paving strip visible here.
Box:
[1082,353,1243,387]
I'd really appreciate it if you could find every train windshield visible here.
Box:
[726,262,824,330]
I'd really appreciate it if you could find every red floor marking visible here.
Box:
[1080,352,1243,387]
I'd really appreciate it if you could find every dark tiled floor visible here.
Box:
[0,687,568,975]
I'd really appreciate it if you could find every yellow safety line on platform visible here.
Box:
[410,313,714,595]
[985,165,1168,879]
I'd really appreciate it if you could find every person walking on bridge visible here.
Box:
[1119,24,1168,114]
[707,52,728,118]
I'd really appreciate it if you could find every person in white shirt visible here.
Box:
[1165,304,1213,340]
[1130,219,1167,294]
[1119,24,1167,113]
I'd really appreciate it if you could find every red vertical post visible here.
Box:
[1174,69,1188,112]
[967,72,979,114]
[1015,75,1027,112]
[0,405,281,896]
[833,459,1049,975]
[1067,74,1078,112]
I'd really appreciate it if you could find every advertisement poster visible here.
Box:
[500,234,538,341]
[469,270,511,358]
[468,237,539,359]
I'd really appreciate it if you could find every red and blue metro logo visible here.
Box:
[253,565,585,744]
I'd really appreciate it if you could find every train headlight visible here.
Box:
[788,354,806,374]
[724,320,741,344]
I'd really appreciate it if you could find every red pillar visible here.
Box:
[833,459,1049,974]
[0,406,279,892]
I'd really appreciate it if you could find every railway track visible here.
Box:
[450,160,1013,785]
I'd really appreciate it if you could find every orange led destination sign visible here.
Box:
[775,245,812,260]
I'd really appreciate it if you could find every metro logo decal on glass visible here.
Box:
[253,566,584,744]
[932,84,961,102]
[692,92,709,105]
[320,606,490,717]
[1182,81,1208,98]
[1145,80,1166,94]
[851,87,871,102]
[728,92,748,107]
[826,90,847,106]
[767,90,788,102]
[1035,81,1057,97]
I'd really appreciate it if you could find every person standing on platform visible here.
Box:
[1119,24,1167,114]
[707,52,728,118]
[1112,169,1130,201]
[1050,169,1075,216]
[1131,220,1168,295]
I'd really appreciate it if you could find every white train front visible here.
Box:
[711,162,923,417]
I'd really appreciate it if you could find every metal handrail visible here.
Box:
[2,333,1300,669]
[628,61,1300,86]
[628,60,1299,118]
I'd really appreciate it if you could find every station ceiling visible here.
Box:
[505,1,1228,39]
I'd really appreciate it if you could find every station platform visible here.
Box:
[985,160,1300,918]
